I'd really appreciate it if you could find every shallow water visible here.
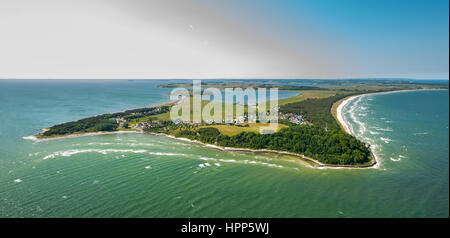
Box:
[0,80,448,217]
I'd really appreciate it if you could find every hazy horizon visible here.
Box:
[1,0,448,80]
[0,77,449,81]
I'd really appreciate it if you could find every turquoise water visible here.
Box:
[0,80,448,217]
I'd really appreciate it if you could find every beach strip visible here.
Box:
[23,130,143,142]
[336,95,359,136]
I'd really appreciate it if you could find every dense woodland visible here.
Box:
[38,78,450,166]
[110,105,170,118]
[145,123,371,165]
[42,106,170,137]
[41,93,375,165]
[280,93,355,130]
[42,114,119,136]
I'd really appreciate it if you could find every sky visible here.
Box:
[0,0,448,79]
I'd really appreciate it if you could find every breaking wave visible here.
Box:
[390,155,406,162]
[413,132,429,136]
[380,137,393,144]
[346,96,367,137]
[42,149,186,160]
[371,126,393,132]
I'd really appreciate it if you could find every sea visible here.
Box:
[0,80,448,217]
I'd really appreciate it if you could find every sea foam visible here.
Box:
[42,148,185,160]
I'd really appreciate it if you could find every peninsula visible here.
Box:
[31,79,448,168]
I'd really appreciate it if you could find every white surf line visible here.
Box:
[337,88,448,136]
[149,132,378,169]
[336,94,383,168]
[337,95,359,136]
[23,130,143,142]
[335,89,440,169]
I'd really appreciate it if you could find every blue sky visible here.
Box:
[224,0,449,79]
[0,0,448,79]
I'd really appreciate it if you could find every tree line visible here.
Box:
[146,123,371,165]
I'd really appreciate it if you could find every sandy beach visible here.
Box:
[23,130,143,142]
[27,90,446,169]
[24,128,377,169]
[333,89,447,169]
[336,95,358,135]
[334,91,404,168]
[150,132,378,169]
[335,89,446,136]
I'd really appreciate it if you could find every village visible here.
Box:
[115,106,312,131]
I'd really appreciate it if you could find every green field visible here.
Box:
[201,123,288,136]
[36,80,448,166]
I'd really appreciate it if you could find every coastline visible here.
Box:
[150,132,378,169]
[23,130,143,142]
[334,90,419,168]
[334,89,444,136]
[25,88,447,169]
[335,88,449,135]
[336,95,357,135]
[333,88,448,168]
[22,99,180,142]
[24,128,377,169]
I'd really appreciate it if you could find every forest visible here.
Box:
[42,114,119,136]
[36,79,449,166]
[279,93,355,130]
[39,93,373,165]
[145,123,371,165]
[41,105,170,137]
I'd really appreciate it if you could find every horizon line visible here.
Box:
[0,77,449,81]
